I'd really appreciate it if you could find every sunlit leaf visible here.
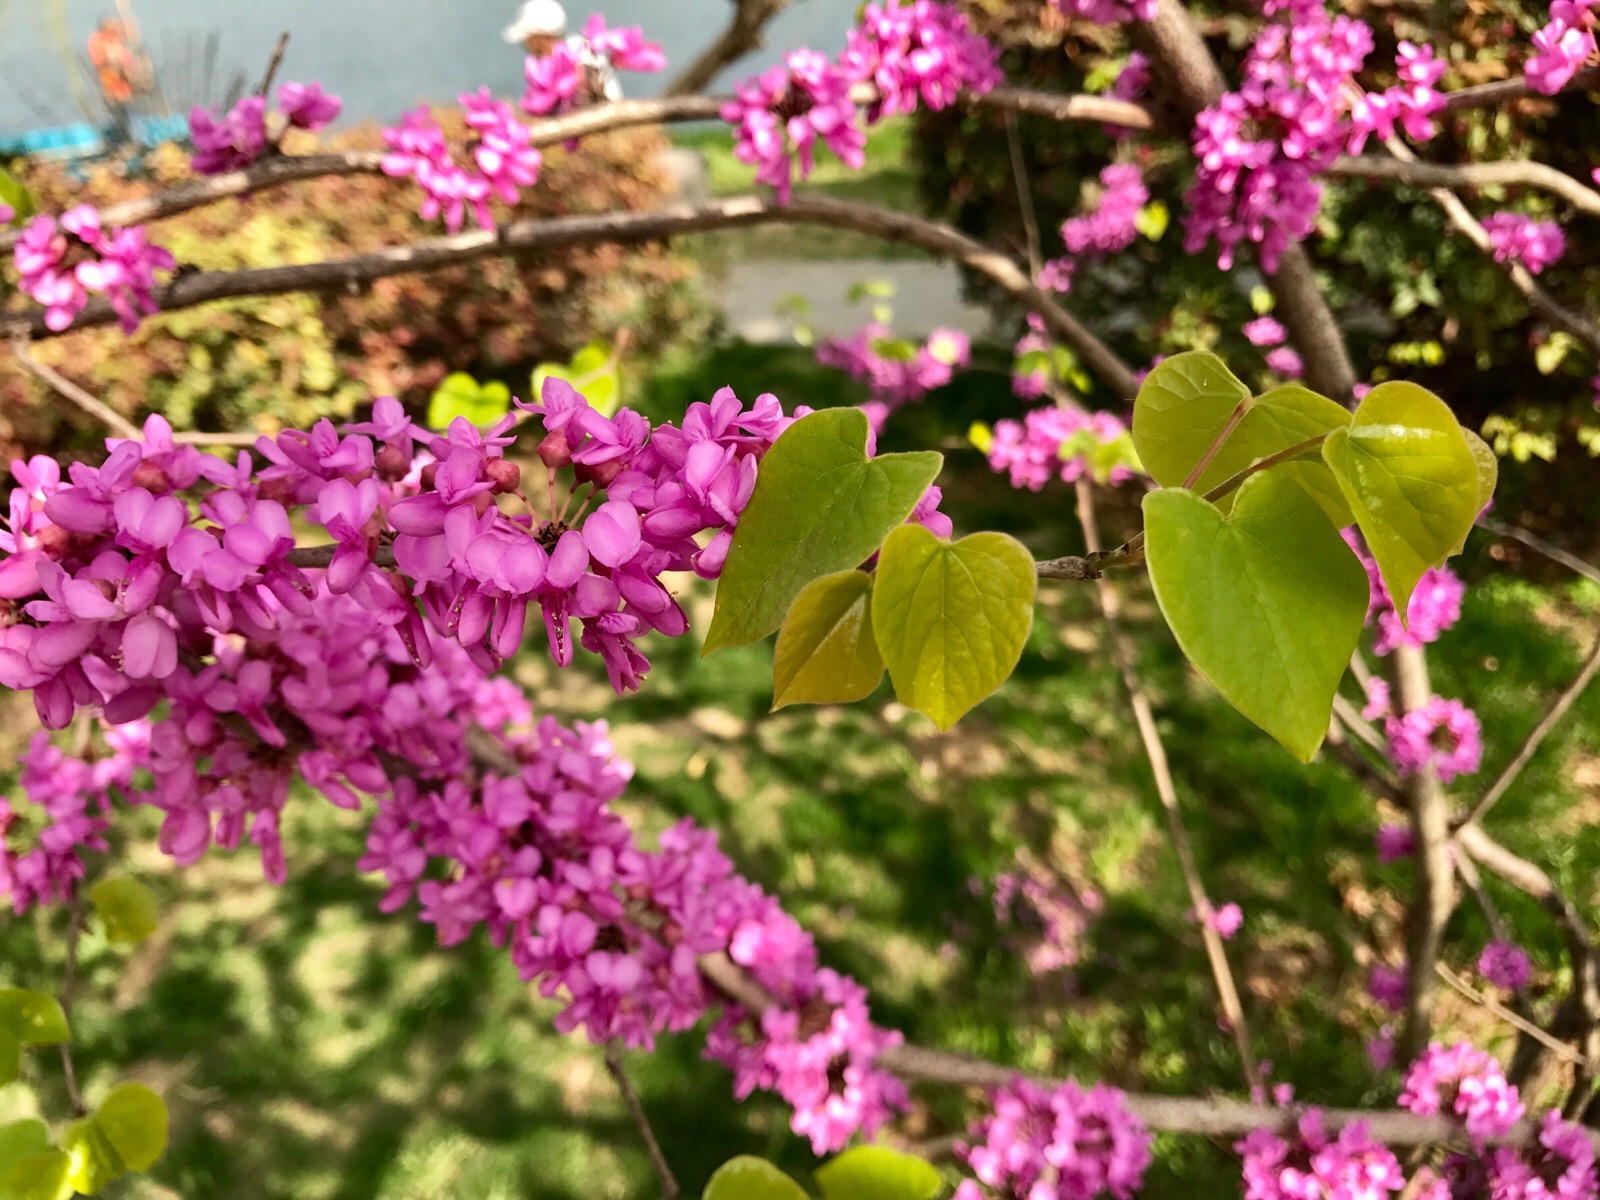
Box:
[94,1084,168,1173]
[872,526,1036,730]
[816,1146,941,1200]
[89,877,159,947]
[0,1148,71,1200]
[704,1156,811,1200]
[1131,351,1253,488]
[0,990,68,1046]
[61,1120,121,1195]
[705,408,941,652]
[1143,473,1368,763]
[772,570,884,709]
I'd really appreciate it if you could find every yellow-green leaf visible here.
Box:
[773,570,885,709]
[816,1146,941,1200]
[1143,472,1368,763]
[705,408,942,652]
[0,991,67,1047]
[872,527,1036,730]
[704,1156,811,1200]
[0,1122,49,1175]
[1322,382,1479,620]
[89,877,159,948]
[1131,351,1253,488]
[94,1084,168,1173]
[61,1120,122,1196]
[0,1149,71,1200]
[0,1032,17,1088]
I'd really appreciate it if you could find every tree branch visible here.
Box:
[2,194,1138,399]
[1435,962,1582,1065]
[1074,477,1262,1093]
[1329,155,1600,219]
[1440,66,1600,114]
[664,0,792,97]
[1374,136,1600,356]
[9,331,142,440]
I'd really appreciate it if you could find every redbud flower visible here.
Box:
[1478,940,1532,990]
[1483,212,1567,274]
[1387,697,1482,784]
[1400,1042,1524,1142]
[1375,822,1414,863]
[279,81,342,130]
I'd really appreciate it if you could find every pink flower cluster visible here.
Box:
[985,404,1138,491]
[989,865,1103,979]
[955,1076,1153,1200]
[1387,697,1483,784]
[1,723,149,913]
[1423,1110,1597,1200]
[842,1,1001,121]
[520,16,666,116]
[1399,1042,1525,1142]
[1483,213,1568,275]
[725,2,999,202]
[723,50,867,204]
[1525,1,1598,95]
[1342,530,1465,656]
[1369,963,1407,1013]
[1183,0,1445,272]
[188,81,342,175]
[1243,315,1306,379]
[381,93,543,232]
[1037,164,1149,297]
[13,205,174,334]
[1238,1111,1406,1200]
[1479,940,1532,990]
[816,325,970,430]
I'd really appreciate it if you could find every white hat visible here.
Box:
[503,0,568,42]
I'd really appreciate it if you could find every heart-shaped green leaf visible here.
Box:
[0,1148,70,1200]
[62,1120,122,1196]
[1322,382,1479,619]
[815,1146,941,1200]
[0,990,67,1046]
[1199,384,1354,525]
[1143,472,1369,762]
[706,408,942,652]
[0,1122,49,1176]
[773,570,885,709]
[533,338,622,418]
[426,373,511,430]
[1131,351,1252,486]
[1452,428,1498,556]
[90,877,159,948]
[872,526,1036,730]
[704,1156,811,1200]
[93,1084,168,1173]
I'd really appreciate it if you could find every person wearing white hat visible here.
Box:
[504,0,625,103]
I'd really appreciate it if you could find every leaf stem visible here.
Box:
[1181,398,1251,490]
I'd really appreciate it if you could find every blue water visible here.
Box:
[0,0,858,136]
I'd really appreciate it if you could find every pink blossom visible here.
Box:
[189,95,268,174]
[1387,697,1483,784]
[1264,346,1305,378]
[1375,822,1414,863]
[1062,164,1148,258]
[841,1,1000,119]
[1244,316,1287,347]
[722,50,866,204]
[1483,212,1567,274]
[1238,1110,1405,1200]
[278,81,343,130]
[1526,6,1598,95]
[1369,963,1408,1013]
[1399,1041,1524,1142]
[1478,940,1532,990]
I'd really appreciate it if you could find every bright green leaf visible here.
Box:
[847,279,897,303]
[1131,351,1253,488]
[705,408,942,652]
[968,422,994,454]
[1322,381,1479,620]
[0,1122,49,1175]
[772,570,885,709]
[816,1146,941,1200]
[426,372,510,430]
[1134,200,1169,242]
[1249,287,1274,316]
[94,1084,168,1173]
[61,1120,122,1196]
[1143,473,1368,763]
[0,1032,17,1088]
[1451,428,1499,556]
[704,1156,811,1200]
[872,526,1036,730]
[89,876,159,948]
[1193,384,1355,525]
[0,990,68,1046]
[0,169,35,225]
[0,1149,71,1200]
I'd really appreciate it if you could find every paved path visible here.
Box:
[718,260,995,344]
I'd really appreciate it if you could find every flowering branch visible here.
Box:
[0,193,1139,397]
[1374,137,1600,357]
[1434,962,1583,1066]
[1329,154,1600,220]
[1074,478,1263,1093]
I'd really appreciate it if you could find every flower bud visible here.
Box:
[131,461,171,494]
[375,444,410,482]
[485,458,522,495]
[537,429,571,469]
[575,457,624,489]
[419,463,439,492]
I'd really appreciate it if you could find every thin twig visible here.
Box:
[1481,518,1600,588]
[603,1043,680,1200]
[1331,693,1388,756]
[1434,963,1583,1065]
[1074,477,1262,1092]
[59,894,88,1117]
[1465,630,1600,828]
[1004,112,1044,277]
[9,331,142,439]
[256,32,290,99]
[1440,65,1600,113]
[1329,155,1600,219]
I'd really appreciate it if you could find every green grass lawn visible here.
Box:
[670,117,931,264]
[4,356,1600,1199]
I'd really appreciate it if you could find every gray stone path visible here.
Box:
[718,260,994,344]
